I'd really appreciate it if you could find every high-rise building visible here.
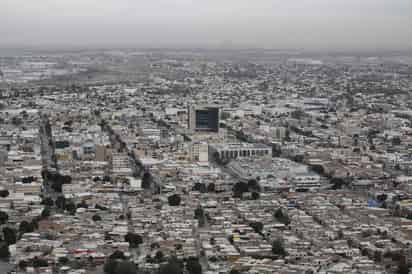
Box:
[188,105,219,133]
[95,145,107,162]
[190,142,209,163]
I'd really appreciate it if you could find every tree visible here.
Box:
[124,233,143,248]
[193,183,207,193]
[0,211,8,225]
[19,220,35,234]
[41,197,54,207]
[50,174,72,192]
[56,196,66,209]
[142,172,152,189]
[18,260,28,269]
[77,200,89,209]
[159,258,183,274]
[376,194,388,202]
[228,235,234,244]
[250,222,264,234]
[272,239,287,257]
[104,259,118,274]
[247,179,261,192]
[41,207,51,218]
[3,227,16,245]
[109,250,126,260]
[51,180,63,192]
[194,206,204,220]
[92,214,102,222]
[61,175,72,184]
[22,176,36,184]
[233,182,248,198]
[0,190,9,198]
[331,177,347,190]
[168,194,181,206]
[0,244,9,259]
[291,109,304,119]
[154,250,164,263]
[392,136,401,146]
[58,257,69,265]
[95,204,108,211]
[397,261,410,274]
[251,192,260,200]
[115,261,137,274]
[65,201,76,215]
[353,134,359,147]
[32,257,48,268]
[310,165,324,175]
[186,257,202,274]
[41,170,49,181]
[293,154,304,163]
[374,250,382,262]
[11,116,22,126]
[274,208,290,225]
[31,218,39,230]
[284,129,291,142]
[207,183,216,193]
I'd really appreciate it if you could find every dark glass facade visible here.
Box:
[195,108,219,132]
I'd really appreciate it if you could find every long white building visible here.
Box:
[209,143,272,161]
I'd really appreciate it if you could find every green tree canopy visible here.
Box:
[3,227,16,245]
[0,190,9,198]
[159,261,182,274]
[272,239,287,257]
[186,257,202,274]
[0,211,8,225]
[109,250,126,260]
[0,244,10,259]
[55,196,66,209]
[249,222,264,234]
[115,261,137,274]
[41,197,54,207]
[142,172,152,189]
[168,194,181,206]
[124,232,143,248]
[41,207,51,218]
[92,214,102,222]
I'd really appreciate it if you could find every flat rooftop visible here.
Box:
[210,143,270,150]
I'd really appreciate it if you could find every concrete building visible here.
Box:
[95,145,108,162]
[190,142,209,164]
[14,182,42,194]
[139,127,161,141]
[292,172,322,191]
[111,153,133,176]
[209,143,271,161]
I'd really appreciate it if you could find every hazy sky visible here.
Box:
[1,0,411,50]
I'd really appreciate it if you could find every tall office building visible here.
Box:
[188,105,219,133]
[190,142,209,164]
